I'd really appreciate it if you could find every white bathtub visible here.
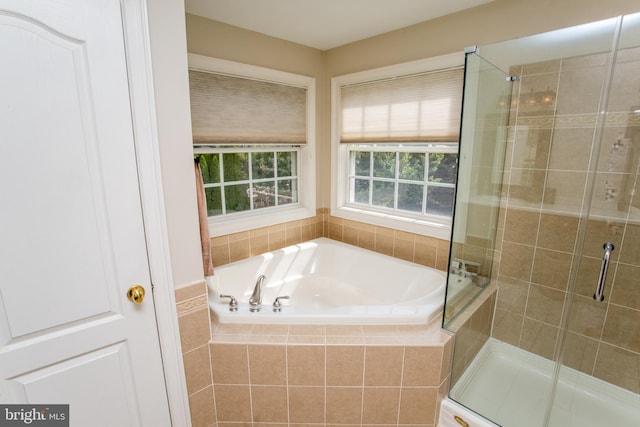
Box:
[207,237,446,325]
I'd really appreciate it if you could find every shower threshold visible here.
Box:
[450,338,640,427]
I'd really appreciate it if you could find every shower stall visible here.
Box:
[442,12,640,427]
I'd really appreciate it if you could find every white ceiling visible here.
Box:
[185,0,495,50]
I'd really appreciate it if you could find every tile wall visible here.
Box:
[176,284,455,427]
[209,321,453,427]
[211,208,451,271]
[492,47,640,393]
[176,280,217,427]
[448,286,497,386]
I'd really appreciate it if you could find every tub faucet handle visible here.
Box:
[272,296,290,312]
[219,294,238,312]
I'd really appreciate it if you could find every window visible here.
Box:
[189,54,315,236]
[349,145,457,218]
[197,148,299,215]
[332,54,464,239]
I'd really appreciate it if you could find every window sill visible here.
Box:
[208,204,316,237]
[331,205,452,240]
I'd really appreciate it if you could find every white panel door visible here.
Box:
[0,0,171,425]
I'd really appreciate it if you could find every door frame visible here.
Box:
[122,0,192,425]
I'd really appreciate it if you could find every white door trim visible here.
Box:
[122,0,191,425]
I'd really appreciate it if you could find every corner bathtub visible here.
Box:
[207,237,446,325]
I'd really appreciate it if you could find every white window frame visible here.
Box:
[347,143,458,216]
[189,54,316,237]
[331,53,464,240]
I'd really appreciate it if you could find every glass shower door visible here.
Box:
[547,13,640,426]
[444,48,517,420]
[444,50,512,324]
[445,12,640,427]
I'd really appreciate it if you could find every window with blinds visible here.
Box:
[188,54,316,236]
[340,67,463,144]
[189,70,307,144]
[332,54,464,238]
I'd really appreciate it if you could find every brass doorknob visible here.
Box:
[127,285,146,304]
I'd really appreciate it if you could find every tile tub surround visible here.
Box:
[176,280,216,427]
[199,210,451,426]
[448,285,496,387]
[209,319,453,426]
[210,208,451,271]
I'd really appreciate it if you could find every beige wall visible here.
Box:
[325,0,640,75]
[147,4,203,287]
[185,14,323,76]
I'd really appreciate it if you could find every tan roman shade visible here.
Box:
[189,70,307,144]
[340,67,464,143]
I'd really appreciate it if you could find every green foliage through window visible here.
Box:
[349,146,457,218]
[197,149,298,217]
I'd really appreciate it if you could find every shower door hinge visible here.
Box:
[507,76,521,81]
[464,45,478,54]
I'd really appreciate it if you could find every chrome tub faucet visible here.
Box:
[249,275,266,312]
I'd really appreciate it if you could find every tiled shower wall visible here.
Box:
[492,47,640,394]
[448,287,496,386]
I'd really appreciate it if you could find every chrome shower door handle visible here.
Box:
[594,242,615,302]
